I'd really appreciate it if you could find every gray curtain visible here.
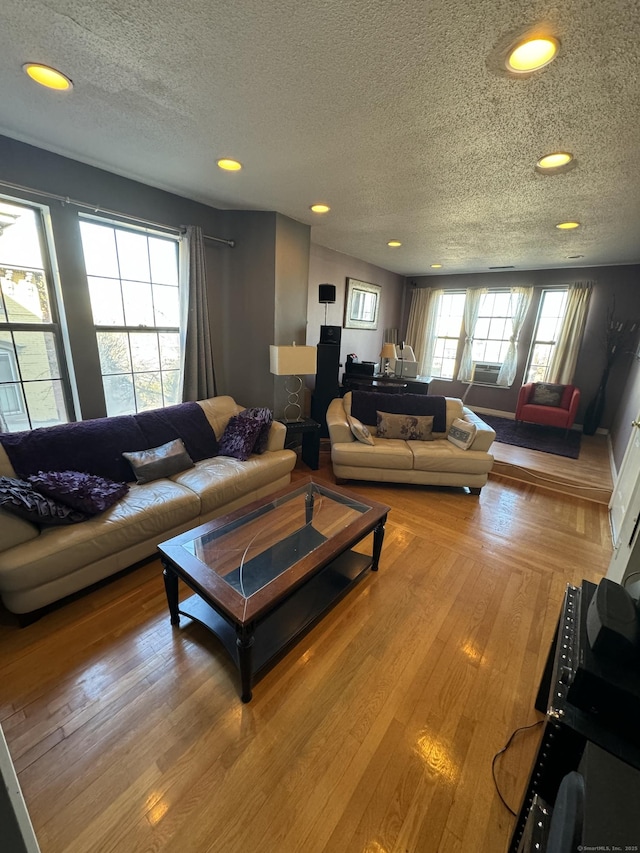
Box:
[181,225,217,401]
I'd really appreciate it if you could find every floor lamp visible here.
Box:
[269,344,318,422]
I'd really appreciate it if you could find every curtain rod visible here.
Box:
[0,179,235,247]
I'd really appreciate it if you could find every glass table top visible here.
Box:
[179,481,372,600]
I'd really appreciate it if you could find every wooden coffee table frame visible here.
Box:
[159,478,389,702]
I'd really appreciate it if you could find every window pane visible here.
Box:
[116,230,150,281]
[536,316,561,342]
[162,370,180,404]
[130,333,160,372]
[488,318,508,340]
[1,269,52,324]
[97,332,132,374]
[159,333,180,370]
[88,277,125,325]
[484,342,503,362]
[13,330,61,380]
[149,238,179,285]
[153,284,180,326]
[0,382,28,431]
[474,317,490,338]
[103,374,135,417]
[80,222,119,278]
[134,372,163,411]
[0,202,43,269]
[122,280,154,327]
[23,379,68,428]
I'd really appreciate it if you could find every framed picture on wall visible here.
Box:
[344,278,381,330]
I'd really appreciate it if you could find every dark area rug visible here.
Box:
[479,414,581,459]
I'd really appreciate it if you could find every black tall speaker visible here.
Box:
[320,325,341,345]
[311,342,341,436]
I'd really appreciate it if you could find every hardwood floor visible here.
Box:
[0,454,613,853]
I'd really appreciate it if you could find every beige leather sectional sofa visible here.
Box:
[0,396,296,616]
[327,392,495,493]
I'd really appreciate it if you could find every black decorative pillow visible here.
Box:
[239,407,273,454]
[376,411,434,441]
[218,415,263,461]
[122,438,194,485]
[0,476,88,526]
[29,470,129,515]
[531,383,564,407]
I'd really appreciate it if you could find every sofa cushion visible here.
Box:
[331,439,414,470]
[238,407,273,454]
[134,402,219,462]
[28,471,129,515]
[347,414,375,445]
[0,416,148,482]
[0,479,201,592]
[410,441,494,474]
[0,476,88,526]
[172,451,297,515]
[123,439,194,484]
[350,391,447,431]
[376,411,434,441]
[447,418,477,450]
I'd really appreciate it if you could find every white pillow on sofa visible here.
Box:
[447,418,477,450]
[347,414,375,446]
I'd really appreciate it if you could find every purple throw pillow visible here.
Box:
[218,415,263,462]
[28,471,129,516]
[238,407,273,454]
[0,476,88,526]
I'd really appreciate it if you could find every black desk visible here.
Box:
[341,374,430,395]
[278,418,321,470]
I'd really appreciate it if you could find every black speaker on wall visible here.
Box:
[311,342,341,437]
[320,325,342,345]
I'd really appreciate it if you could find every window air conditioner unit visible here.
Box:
[472,362,501,385]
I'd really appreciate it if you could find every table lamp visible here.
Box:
[380,343,397,376]
[269,343,317,422]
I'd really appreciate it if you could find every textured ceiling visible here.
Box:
[1,0,639,276]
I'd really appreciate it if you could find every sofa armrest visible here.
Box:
[463,407,496,452]
[327,398,353,445]
[265,420,287,452]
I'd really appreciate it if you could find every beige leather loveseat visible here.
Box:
[327,391,495,494]
[0,396,296,616]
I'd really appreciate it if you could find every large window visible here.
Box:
[79,219,182,416]
[526,289,568,383]
[430,291,465,379]
[472,291,514,365]
[0,199,71,432]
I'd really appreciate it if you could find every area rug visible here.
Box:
[479,414,581,459]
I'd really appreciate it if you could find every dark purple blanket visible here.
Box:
[351,391,447,431]
[0,416,148,482]
[134,402,218,462]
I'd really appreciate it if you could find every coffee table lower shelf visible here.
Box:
[176,549,372,701]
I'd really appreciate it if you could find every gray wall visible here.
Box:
[307,242,406,384]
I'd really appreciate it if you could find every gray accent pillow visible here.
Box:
[531,383,564,407]
[123,438,194,484]
[376,411,434,441]
[447,418,477,450]
[347,414,375,445]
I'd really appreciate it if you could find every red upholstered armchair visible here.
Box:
[516,383,581,436]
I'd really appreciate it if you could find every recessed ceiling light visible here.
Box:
[567,254,584,259]
[556,221,580,230]
[217,158,242,171]
[310,203,330,214]
[23,63,72,91]
[430,263,442,269]
[535,151,576,176]
[387,240,402,247]
[506,36,559,73]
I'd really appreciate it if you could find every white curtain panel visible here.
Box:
[497,287,533,386]
[457,287,487,382]
[180,225,217,401]
[406,287,441,377]
[547,282,593,384]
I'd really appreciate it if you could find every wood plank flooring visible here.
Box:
[0,454,613,853]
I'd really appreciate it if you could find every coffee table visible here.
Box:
[158,477,389,702]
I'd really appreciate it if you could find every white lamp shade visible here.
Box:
[270,345,317,376]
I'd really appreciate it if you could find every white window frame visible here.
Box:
[525,288,569,383]
[430,290,466,379]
